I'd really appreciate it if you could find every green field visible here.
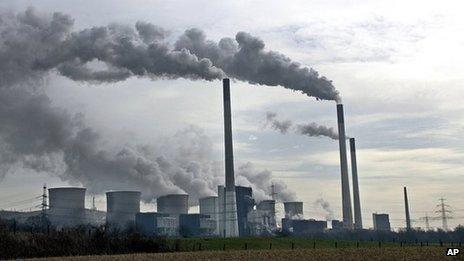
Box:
[163,237,397,251]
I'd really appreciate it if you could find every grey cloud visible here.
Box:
[265,112,339,140]
[175,29,340,101]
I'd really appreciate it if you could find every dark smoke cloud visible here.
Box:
[175,29,340,102]
[0,9,298,204]
[297,123,339,140]
[265,112,293,134]
[265,112,339,140]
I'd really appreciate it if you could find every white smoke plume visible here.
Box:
[314,198,335,221]
[0,9,303,204]
[265,112,339,140]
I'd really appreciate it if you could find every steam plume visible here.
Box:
[314,198,334,221]
[265,112,339,140]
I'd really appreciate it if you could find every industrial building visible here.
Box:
[135,212,177,237]
[373,213,391,231]
[331,220,344,230]
[292,219,327,236]
[179,214,217,237]
[235,186,254,236]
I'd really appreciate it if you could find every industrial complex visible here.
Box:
[0,79,417,236]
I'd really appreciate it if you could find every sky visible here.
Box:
[0,0,463,230]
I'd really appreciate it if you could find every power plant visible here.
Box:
[0,79,371,237]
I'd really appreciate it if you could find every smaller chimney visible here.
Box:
[350,138,362,230]
[404,186,411,230]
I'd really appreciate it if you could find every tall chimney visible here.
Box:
[336,104,353,229]
[222,78,239,237]
[404,186,411,230]
[349,138,363,230]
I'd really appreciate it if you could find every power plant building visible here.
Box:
[136,212,178,237]
[292,219,327,236]
[373,213,391,231]
[235,186,254,237]
[106,191,141,229]
[179,214,217,237]
[331,220,344,230]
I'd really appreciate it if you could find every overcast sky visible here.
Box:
[0,0,463,230]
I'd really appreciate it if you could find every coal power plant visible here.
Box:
[0,78,369,237]
[0,72,373,238]
[0,9,380,238]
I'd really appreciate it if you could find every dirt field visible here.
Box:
[26,247,463,261]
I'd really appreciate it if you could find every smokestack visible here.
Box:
[349,138,363,230]
[336,104,353,229]
[222,78,239,237]
[404,186,411,230]
[223,78,235,192]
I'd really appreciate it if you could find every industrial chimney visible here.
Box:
[336,104,354,229]
[222,78,239,237]
[404,186,411,230]
[349,138,363,230]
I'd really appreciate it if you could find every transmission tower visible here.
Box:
[41,184,48,229]
[423,213,430,230]
[435,198,452,231]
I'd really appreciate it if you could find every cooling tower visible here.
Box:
[199,196,219,235]
[157,194,189,214]
[349,138,363,229]
[106,191,141,228]
[404,187,411,230]
[257,200,276,228]
[336,104,354,229]
[222,78,239,237]
[48,187,86,227]
[284,201,304,219]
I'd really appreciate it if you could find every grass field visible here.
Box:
[26,247,462,261]
[162,237,397,251]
